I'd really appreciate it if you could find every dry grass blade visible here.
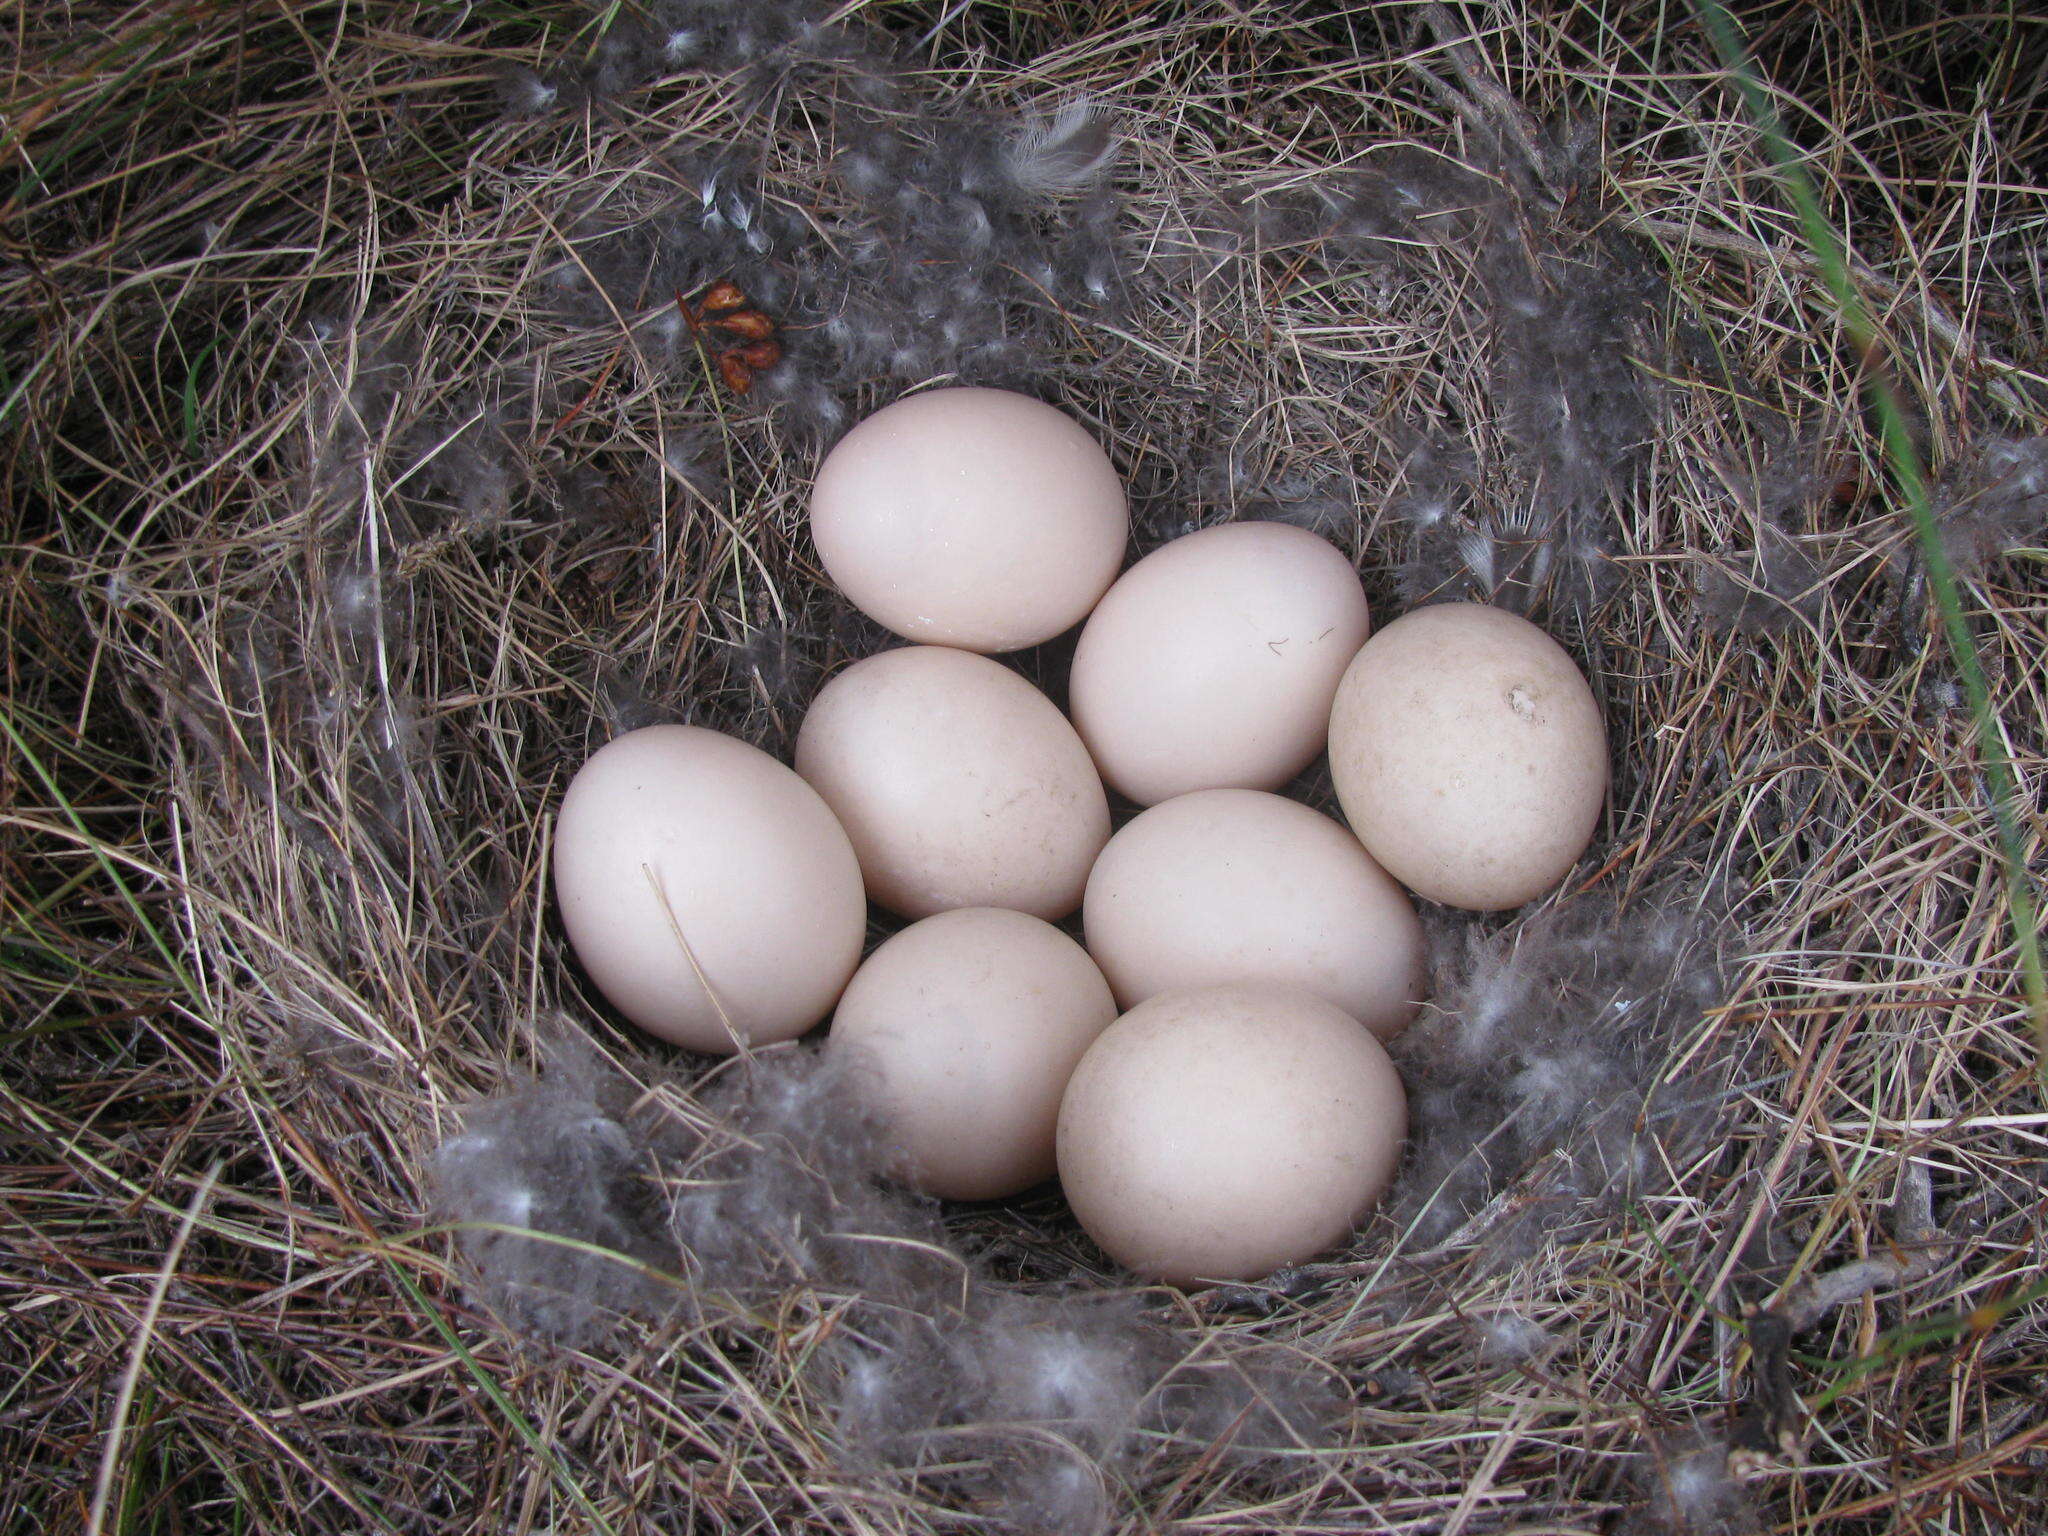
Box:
[86,1163,223,1536]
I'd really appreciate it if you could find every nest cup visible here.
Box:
[8,3,2047,1535]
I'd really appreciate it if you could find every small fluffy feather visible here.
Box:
[1474,1309,1554,1366]
[1000,104,1118,198]
[533,16,1127,442]
[1687,430,1838,636]
[1190,444,1360,544]
[1932,432,2048,576]
[428,1038,677,1345]
[667,1049,952,1301]
[492,65,564,118]
[434,1046,1336,1531]
[1695,521,1826,637]
[1392,890,1740,1261]
[1248,127,1666,619]
[1612,1433,1759,1536]
[590,662,680,738]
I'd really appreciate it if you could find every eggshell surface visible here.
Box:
[1327,602,1607,911]
[1056,983,1408,1285]
[795,645,1111,919]
[1068,521,1371,805]
[810,387,1128,653]
[1082,789,1423,1039]
[552,725,867,1054]
[827,908,1117,1200]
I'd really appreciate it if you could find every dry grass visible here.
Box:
[5,1,2046,1532]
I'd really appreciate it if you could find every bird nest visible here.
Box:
[6,3,2045,1533]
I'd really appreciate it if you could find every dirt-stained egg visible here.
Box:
[809,387,1129,653]
[1068,521,1371,805]
[552,725,866,1054]
[1082,788,1423,1040]
[795,645,1111,919]
[827,908,1117,1200]
[1328,602,1607,911]
[1056,982,1408,1285]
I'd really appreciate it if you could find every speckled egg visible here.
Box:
[1327,602,1607,910]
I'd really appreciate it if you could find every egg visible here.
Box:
[1056,983,1407,1285]
[809,387,1129,653]
[826,908,1117,1200]
[552,725,866,1054]
[795,645,1111,919]
[1067,521,1372,805]
[1327,602,1607,911]
[1082,788,1423,1040]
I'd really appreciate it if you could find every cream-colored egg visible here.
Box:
[1328,602,1607,911]
[795,645,1111,919]
[1082,789,1423,1040]
[827,908,1117,1200]
[1056,983,1407,1285]
[809,388,1129,653]
[552,725,867,1054]
[1068,521,1371,805]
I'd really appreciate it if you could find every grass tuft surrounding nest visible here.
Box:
[5,2,2046,1532]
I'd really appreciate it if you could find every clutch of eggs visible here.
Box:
[547,385,1610,1286]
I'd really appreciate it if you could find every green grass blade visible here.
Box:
[376,1253,622,1536]
[1690,0,2048,1087]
